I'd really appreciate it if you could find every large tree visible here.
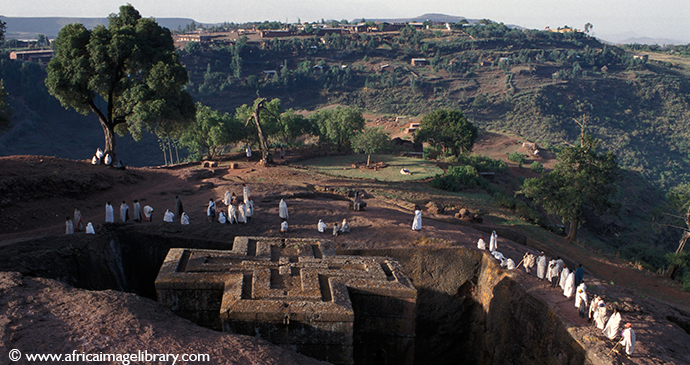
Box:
[522,132,620,241]
[352,127,390,166]
[415,109,478,156]
[45,5,194,162]
[310,106,365,151]
[178,103,244,160]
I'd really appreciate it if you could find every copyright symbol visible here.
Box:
[9,349,21,361]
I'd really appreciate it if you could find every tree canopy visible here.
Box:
[351,127,390,166]
[45,5,194,161]
[178,103,243,160]
[0,80,11,132]
[275,109,314,147]
[522,132,621,241]
[310,106,365,151]
[415,109,478,156]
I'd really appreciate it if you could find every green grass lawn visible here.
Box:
[301,154,443,181]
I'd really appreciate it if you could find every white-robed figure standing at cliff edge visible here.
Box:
[489,230,498,252]
[105,201,114,223]
[279,199,289,220]
[536,252,546,280]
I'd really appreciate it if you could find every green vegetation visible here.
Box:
[178,103,243,159]
[415,109,478,156]
[45,5,195,162]
[508,152,526,167]
[303,155,442,181]
[0,80,11,132]
[523,132,621,241]
[310,106,365,151]
[351,127,391,166]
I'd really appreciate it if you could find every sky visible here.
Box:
[1,0,689,43]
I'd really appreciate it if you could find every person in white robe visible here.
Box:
[181,212,190,225]
[477,237,487,250]
[133,200,141,222]
[333,223,339,236]
[246,197,254,222]
[237,202,247,223]
[74,208,84,232]
[412,208,422,231]
[603,308,621,340]
[340,219,350,233]
[317,219,327,233]
[218,211,227,224]
[574,284,588,315]
[246,145,252,161]
[228,204,237,224]
[523,252,535,273]
[104,154,112,166]
[616,323,635,357]
[96,148,104,160]
[164,209,175,222]
[143,205,154,222]
[546,259,555,282]
[65,217,74,234]
[85,222,95,234]
[92,155,100,165]
[492,251,504,262]
[502,258,515,270]
[242,183,250,204]
[536,252,547,280]
[280,220,288,233]
[105,202,114,223]
[489,231,498,252]
[279,199,289,220]
[223,190,232,206]
[594,301,608,329]
[589,296,600,322]
[120,201,129,222]
[559,266,570,290]
[563,271,575,298]
[207,199,216,222]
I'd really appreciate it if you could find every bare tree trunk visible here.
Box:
[566,219,578,241]
[167,137,174,165]
[101,121,117,161]
[667,206,690,279]
[367,154,371,167]
[175,142,180,164]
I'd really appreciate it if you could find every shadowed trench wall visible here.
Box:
[341,247,587,365]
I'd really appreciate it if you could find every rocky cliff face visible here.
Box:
[341,247,587,365]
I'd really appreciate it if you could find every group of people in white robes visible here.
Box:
[472,231,635,358]
[477,231,516,269]
[91,148,115,166]
[317,219,350,236]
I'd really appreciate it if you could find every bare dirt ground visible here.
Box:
[1,139,690,364]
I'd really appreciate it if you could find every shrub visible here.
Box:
[430,165,480,191]
[508,152,526,167]
[530,161,544,173]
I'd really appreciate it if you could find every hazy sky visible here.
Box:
[2,0,689,42]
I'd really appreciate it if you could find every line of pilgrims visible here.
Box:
[477,234,635,358]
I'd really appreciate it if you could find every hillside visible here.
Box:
[177,23,690,189]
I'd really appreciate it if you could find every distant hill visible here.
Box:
[0,16,196,39]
